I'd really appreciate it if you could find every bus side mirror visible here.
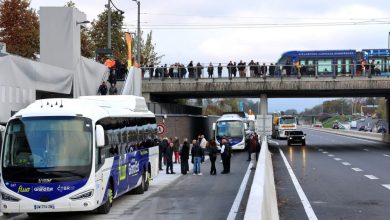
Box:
[96,125,105,147]
[244,123,248,130]
[212,123,216,131]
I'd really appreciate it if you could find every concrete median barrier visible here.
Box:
[244,136,279,220]
[307,127,382,142]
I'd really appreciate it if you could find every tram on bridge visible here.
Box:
[277,49,390,77]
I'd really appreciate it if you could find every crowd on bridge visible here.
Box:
[158,133,261,176]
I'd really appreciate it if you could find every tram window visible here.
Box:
[317,59,332,74]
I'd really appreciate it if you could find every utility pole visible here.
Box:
[107,0,111,50]
[136,0,141,65]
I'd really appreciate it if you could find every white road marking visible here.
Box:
[322,151,328,154]
[382,184,390,190]
[328,154,334,157]
[384,154,390,157]
[227,162,252,220]
[334,158,342,161]
[279,148,318,220]
[352,168,363,172]
[365,175,379,180]
[318,149,323,151]
[363,149,369,151]
[342,162,351,166]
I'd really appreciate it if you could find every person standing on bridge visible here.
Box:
[218,63,223,78]
[232,62,237,77]
[191,139,204,175]
[187,61,194,78]
[238,60,246,77]
[220,137,232,174]
[227,61,233,79]
[207,62,214,78]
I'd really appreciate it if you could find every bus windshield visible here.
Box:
[280,117,296,124]
[216,120,244,139]
[2,117,92,182]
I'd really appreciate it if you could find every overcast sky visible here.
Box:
[30,0,390,112]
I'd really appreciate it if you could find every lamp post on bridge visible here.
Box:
[132,0,141,66]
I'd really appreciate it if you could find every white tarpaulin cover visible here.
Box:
[121,67,142,96]
[74,57,108,98]
[0,54,73,122]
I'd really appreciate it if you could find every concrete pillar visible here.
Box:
[260,94,268,116]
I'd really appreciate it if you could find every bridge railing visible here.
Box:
[139,63,390,81]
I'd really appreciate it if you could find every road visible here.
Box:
[272,128,390,220]
[1,151,253,220]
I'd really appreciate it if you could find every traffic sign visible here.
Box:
[157,123,165,134]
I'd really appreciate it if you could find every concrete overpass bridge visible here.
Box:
[141,76,390,142]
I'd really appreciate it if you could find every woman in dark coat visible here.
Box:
[208,139,218,175]
[180,138,190,174]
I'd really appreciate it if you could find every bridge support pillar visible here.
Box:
[384,97,390,143]
[260,94,268,116]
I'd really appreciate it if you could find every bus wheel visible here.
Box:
[144,170,150,192]
[134,171,145,194]
[97,183,113,214]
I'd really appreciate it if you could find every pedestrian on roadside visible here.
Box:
[220,137,232,174]
[191,139,204,175]
[165,142,175,174]
[109,83,118,95]
[180,138,190,175]
[208,139,218,175]
[173,137,180,163]
[159,138,169,170]
[249,134,258,170]
[199,134,208,149]
[98,81,108,95]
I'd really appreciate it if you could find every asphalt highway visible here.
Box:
[271,128,390,220]
[1,151,253,220]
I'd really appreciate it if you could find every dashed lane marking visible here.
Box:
[363,149,369,151]
[342,162,351,166]
[352,168,363,172]
[328,154,334,157]
[279,148,319,220]
[322,151,328,154]
[384,154,390,157]
[334,158,342,161]
[382,184,390,190]
[365,175,379,180]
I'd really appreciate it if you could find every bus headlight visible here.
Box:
[1,192,20,202]
[70,190,94,201]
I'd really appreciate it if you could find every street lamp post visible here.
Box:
[133,0,141,65]
[107,0,111,50]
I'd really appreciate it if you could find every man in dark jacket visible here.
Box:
[220,137,231,174]
[165,142,175,174]
[191,139,204,175]
[180,138,190,174]
[98,81,108,95]
[159,138,168,170]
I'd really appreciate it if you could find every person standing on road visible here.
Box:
[208,139,218,175]
[199,134,208,149]
[159,138,169,170]
[180,138,190,175]
[173,137,180,164]
[165,142,175,174]
[98,81,108,95]
[191,139,204,175]
[249,134,258,170]
[220,137,232,174]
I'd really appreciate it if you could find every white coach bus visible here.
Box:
[0,95,159,215]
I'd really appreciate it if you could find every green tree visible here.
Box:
[89,9,126,62]
[140,30,164,65]
[0,0,39,59]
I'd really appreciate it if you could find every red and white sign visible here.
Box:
[157,123,166,134]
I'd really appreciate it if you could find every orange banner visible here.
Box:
[125,32,132,68]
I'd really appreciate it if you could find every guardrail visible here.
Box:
[244,136,279,220]
[307,127,382,141]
